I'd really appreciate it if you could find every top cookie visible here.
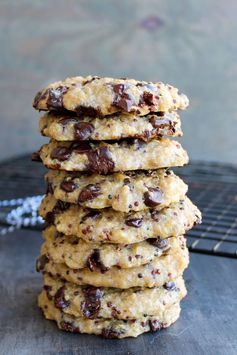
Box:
[33,76,189,116]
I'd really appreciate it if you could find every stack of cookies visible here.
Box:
[32,76,201,338]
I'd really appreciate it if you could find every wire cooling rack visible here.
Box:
[0,156,236,258]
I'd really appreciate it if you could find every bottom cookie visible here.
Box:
[38,290,181,338]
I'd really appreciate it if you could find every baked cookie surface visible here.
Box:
[42,273,186,319]
[42,225,176,270]
[39,111,182,141]
[46,169,188,212]
[37,237,189,288]
[38,291,181,338]
[38,138,189,173]
[33,75,189,116]
[39,195,201,244]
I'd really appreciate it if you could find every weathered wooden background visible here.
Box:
[0,0,236,163]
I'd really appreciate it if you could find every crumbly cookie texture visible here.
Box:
[39,111,182,141]
[38,138,189,174]
[42,273,186,319]
[41,225,176,269]
[39,195,201,244]
[45,169,188,212]
[36,237,189,288]
[33,76,189,116]
[38,291,181,338]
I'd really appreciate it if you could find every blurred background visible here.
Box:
[0,0,236,164]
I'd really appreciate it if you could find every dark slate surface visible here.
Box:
[1,228,237,355]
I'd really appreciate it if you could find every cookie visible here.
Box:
[41,225,177,270]
[38,291,181,338]
[45,169,188,212]
[39,111,182,141]
[37,237,189,288]
[42,273,186,319]
[39,195,201,244]
[38,138,189,174]
[33,75,189,116]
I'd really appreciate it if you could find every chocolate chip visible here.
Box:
[149,319,162,332]
[44,285,53,300]
[36,254,49,272]
[102,328,121,339]
[50,147,71,161]
[59,117,77,125]
[31,152,42,162]
[143,187,163,207]
[33,91,43,108]
[83,76,99,85]
[81,287,104,318]
[142,91,154,105]
[149,115,170,129]
[147,237,169,249]
[150,209,160,221]
[123,178,131,185]
[112,84,133,112]
[60,180,77,193]
[163,281,176,291]
[87,249,108,273]
[81,210,102,223]
[54,286,70,309]
[78,184,101,202]
[87,146,114,174]
[70,141,92,153]
[75,106,101,117]
[54,200,70,212]
[45,200,70,224]
[125,218,143,228]
[60,321,80,333]
[47,86,68,111]
[74,122,95,140]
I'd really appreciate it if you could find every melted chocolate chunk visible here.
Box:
[149,319,162,332]
[70,141,92,153]
[147,237,168,249]
[143,187,163,207]
[47,86,68,111]
[87,249,108,273]
[60,321,80,333]
[54,286,70,309]
[125,218,143,228]
[81,287,104,318]
[81,210,102,223]
[102,328,121,339]
[60,180,77,193]
[76,106,101,117]
[31,152,42,162]
[78,184,101,203]
[87,146,115,174]
[36,254,49,272]
[50,147,71,161]
[74,122,95,140]
[112,84,133,112]
[163,281,176,291]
